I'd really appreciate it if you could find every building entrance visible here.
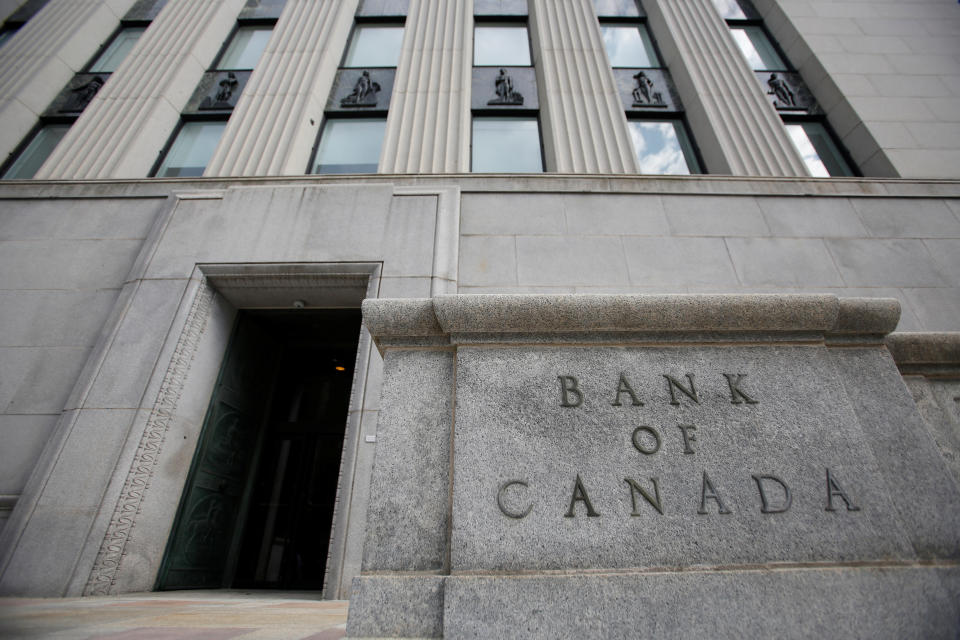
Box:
[156,309,361,591]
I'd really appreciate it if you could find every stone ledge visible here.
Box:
[886,332,960,377]
[363,294,901,351]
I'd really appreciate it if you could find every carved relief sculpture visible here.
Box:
[767,73,796,108]
[488,68,524,106]
[61,76,105,113]
[632,71,666,108]
[341,70,381,107]
[200,72,240,110]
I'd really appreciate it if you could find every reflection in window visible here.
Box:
[600,25,659,67]
[730,26,785,71]
[472,117,542,172]
[154,121,226,177]
[219,25,273,69]
[785,122,853,177]
[592,0,640,18]
[313,118,386,174]
[343,25,404,67]
[89,27,146,73]
[474,25,531,66]
[2,124,71,179]
[627,121,700,175]
[710,0,748,20]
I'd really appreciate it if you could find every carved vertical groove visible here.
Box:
[83,282,214,596]
[205,0,360,176]
[646,0,807,176]
[381,0,472,174]
[530,0,639,174]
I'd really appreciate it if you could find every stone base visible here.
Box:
[346,575,445,639]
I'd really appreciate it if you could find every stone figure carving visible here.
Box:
[631,71,665,107]
[341,70,381,107]
[488,68,524,105]
[61,75,104,113]
[767,73,796,108]
[200,72,240,110]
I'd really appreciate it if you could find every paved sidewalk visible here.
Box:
[0,591,348,640]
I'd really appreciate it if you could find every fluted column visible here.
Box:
[37,0,245,179]
[380,0,472,174]
[529,0,639,174]
[205,0,359,177]
[0,0,136,164]
[645,0,807,176]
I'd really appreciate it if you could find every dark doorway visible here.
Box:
[156,308,361,592]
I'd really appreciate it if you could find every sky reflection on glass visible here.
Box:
[315,119,386,174]
[344,26,404,67]
[220,26,272,69]
[474,26,531,65]
[628,121,693,175]
[601,25,658,67]
[472,118,542,172]
[710,0,748,20]
[591,0,641,17]
[730,27,785,70]
[157,122,226,177]
[90,27,145,73]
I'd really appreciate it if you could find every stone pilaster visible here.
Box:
[0,0,136,165]
[645,0,808,176]
[380,0,472,174]
[529,0,639,174]
[205,0,359,177]
[36,0,245,179]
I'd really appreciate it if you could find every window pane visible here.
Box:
[219,26,272,69]
[313,118,386,174]
[730,26,785,71]
[343,25,404,67]
[474,25,531,66]
[3,124,71,179]
[472,117,542,173]
[786,122,853,177]
[155,121,226,177]
[89,27,146,73]
[601,25,659,67]
[711,0,748,20]
[627,120,700,175]
[0,27,20,51]
[592,0,640,18]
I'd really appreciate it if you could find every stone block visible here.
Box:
[901,288,960,332]
[362,349,453,572]
[622,237,737,287]
[458,236,517,287]
[903,377,960,487]
[663,195,769,237]
[758,197,867,237]
[924,239,960,278]
[0,289,120,348]
[346,575,445,638]
[0,346,90,414]
[515,237,629,287]
[825,238,950,287]
[0,414,58,494]
[382,195,440,277]
[726,238,844,287]
[461,195,566,236]
[564,194,669,236]
[0,239,142,290]
[0,197,162,241]
[853,198,960,238]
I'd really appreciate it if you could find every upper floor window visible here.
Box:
[472,117,543,172]
[154,121,227,177]
[474,24,531,66]
[627,120,700,175]
[591,0,641,18]
[1,124,70,179]
[729,26,786,71]
[313,118,386,174]
[218,25,272,70]
[785,122,854,178]
[600,24,658,67]
[711,0,748,20]
[88,27,146,73]
[343,24,404,67]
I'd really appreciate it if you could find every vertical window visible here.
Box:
[153,121,227,177]
[600,24,659,68]
[310,10,406,175]
[711,0,856,176]
[473,24,531,66]
[1,124,70,179]
[217,25,272,70]
[472,117,543,172]
[626,120,700,175]
[88,27,146,73]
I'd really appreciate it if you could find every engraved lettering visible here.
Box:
[664,374,699,405]
[825,468,860,512]
[497,480,533,519]
[565,474,599,517]
[677,424,697,454]
[698,470,731,514]
[611,373,643,407]
[723,373,759,405]
[631,426,661,455]
[624,477,663,515]
[558,375,583,407]
[752,474,792,513]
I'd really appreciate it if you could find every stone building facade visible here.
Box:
[0,0,957,623]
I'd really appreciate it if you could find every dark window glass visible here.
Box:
[2,124,70,179]
[627,120,700,174]
[343,25,404,67]
[0,26,19,50]
[474,25,531,66]
[89,27,146,73]
[313,118,386,174]
[600,24,659,67]
[154,121,226,177]
[472,117,543,172]
[785,122,854,177]
[219,25,272,70]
